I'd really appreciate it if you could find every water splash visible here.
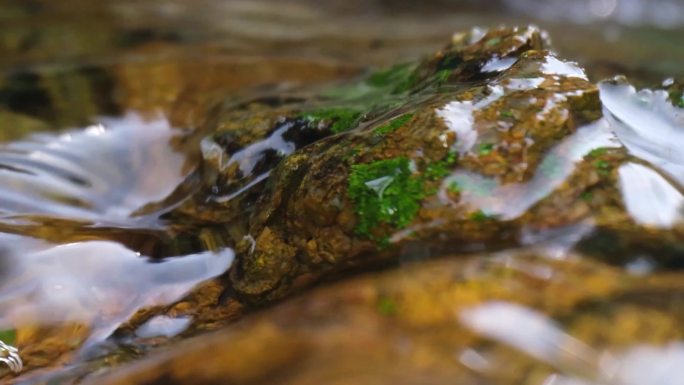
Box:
[600,80,684,185]
[0,112,192,224]
[600,80,684,228]
[0,239,233,349]
[135,316,192,339]
[618,163,684,228]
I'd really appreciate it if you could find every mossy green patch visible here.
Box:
[500,110,514,119]
[469,209,496,221]
[434,69,452,84]
[374,113,414,136]
[668,87,684,108]
[0,329,16,345]
[588,147,608,158]
[303,108,363,134]
[447,181,462,193]
[581,191,593,201]
[424,151,458,180]
[348,152,459,243]
[593,159,611,175]
[477,143,495,156]
[367,63,417,93]
[376,297,397,316]
[594,160,610,170]
[348,157,425,240]
[485,37,502,47]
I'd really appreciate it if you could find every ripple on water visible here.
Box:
[460,301,684,385]
[0,111,192,225]
[0,236,233,349]
[0,111,233,373]
[600,79,684,228]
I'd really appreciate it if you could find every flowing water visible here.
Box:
[0,1,683,384]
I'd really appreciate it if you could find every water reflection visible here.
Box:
[460,301,603,380]
[460,301,684,385]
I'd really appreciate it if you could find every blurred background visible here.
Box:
[1,0,683,132]
[2,0,684,70]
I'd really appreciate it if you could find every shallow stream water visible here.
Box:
[0,1,683,384]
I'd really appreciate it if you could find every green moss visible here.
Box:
[485,37,502,47]
[424,151,458,180]
[374,113,414,136]
[376,297,397,316]
[447,181,462,193]
[367,63,417,93]
[323,64,418,107]
[594,160,610,170]
[469,209,496,221]
[588,147,608,158]
[581,191,593,201]
[434,69,452,84]
[348,157,425,240]
[303,108,363,134]
[594,159,611,175]
[477,143,495,156]
[668,87,684,108]
[348,151,458,244]
[500,110,514,119]
[0,329,16,345]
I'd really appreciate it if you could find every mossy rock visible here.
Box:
[163,26,684,304]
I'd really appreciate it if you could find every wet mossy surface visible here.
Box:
[143,26,684,309]
[1,13,684,383]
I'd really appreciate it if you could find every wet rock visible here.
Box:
[175,26,683,304]
[81,250,684,385]
[2,23,684,384]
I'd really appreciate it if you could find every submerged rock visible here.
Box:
[80,249,684,385]
[167,26,684,304]
[4,24,684,382]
